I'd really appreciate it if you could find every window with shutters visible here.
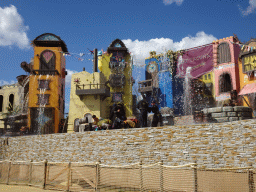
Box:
[217,43,231,64]
[242,53,256,73]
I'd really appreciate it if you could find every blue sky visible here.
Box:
[0,0,256,113]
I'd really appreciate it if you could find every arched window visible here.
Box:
[9,94,14,111]
[0,95,3,112]
[219,73,232,93]
[217,43,231,64]
[40,50,56,74]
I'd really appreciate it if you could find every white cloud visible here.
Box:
[65,69,78,86]
[0,5,30,49]
[0,80,17,86]
[123,31,217,65]
[163,0,184,6]
[240,0,256,16]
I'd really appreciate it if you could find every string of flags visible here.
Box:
[231,41,256,52]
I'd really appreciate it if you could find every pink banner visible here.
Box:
[176,44,213,79]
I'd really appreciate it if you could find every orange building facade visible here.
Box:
[25,33,68,134]
[238,39,256,115]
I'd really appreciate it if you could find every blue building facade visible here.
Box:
[139,53,184,116]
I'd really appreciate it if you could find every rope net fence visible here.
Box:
[0,160,255,192]
[197,167,253,192]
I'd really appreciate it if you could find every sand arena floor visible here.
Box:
[0,184,62,192]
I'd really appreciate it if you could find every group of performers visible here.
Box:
[90,95,163,131]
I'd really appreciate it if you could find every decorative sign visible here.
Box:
[43,51,54,63]
[111,52,124,63]
[109,52,126,71]
[112,92,122,102]
[177,44,213,79]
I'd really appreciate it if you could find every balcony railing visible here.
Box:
[138,79,153,93]
[76,83,110,97]
[32,70,60,75]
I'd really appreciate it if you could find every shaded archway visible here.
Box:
[219,73,232,93]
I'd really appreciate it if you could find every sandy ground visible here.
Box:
[0,184,62,192]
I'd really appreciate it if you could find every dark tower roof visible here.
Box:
[32,33,68,53]
[107,39,129,56]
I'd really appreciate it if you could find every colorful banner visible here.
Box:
[176,44,213,79]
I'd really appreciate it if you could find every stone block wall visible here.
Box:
[203,106,253,123]
[1,118,256,168]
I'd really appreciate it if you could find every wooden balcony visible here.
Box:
[76,83,110,98]
[138,79,153,93]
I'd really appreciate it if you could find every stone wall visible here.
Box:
[203,106,253,123]
[1,118,256,168]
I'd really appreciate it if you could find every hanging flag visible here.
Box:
[87,48,94,55]
[79,53,85,57]
[63,53,71,56]
[176,44,213,79]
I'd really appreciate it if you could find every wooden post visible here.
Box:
[96,160,101,192]
[248,163,254,192]
[140,161,143,192]
[160,160,163,192]
[67,162,71,192]
[28,159,33,185]
[94,48,98,73]
[6,161,11,185]
[193,161,198,192]
[43,160,47,189]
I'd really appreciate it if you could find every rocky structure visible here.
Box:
[202,106,252,123]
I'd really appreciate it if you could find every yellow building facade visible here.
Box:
[26,33,68,134]
[67,39,133,132]
[199,71,215,99]
[0,83,22,132]
[238,39,256,114]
